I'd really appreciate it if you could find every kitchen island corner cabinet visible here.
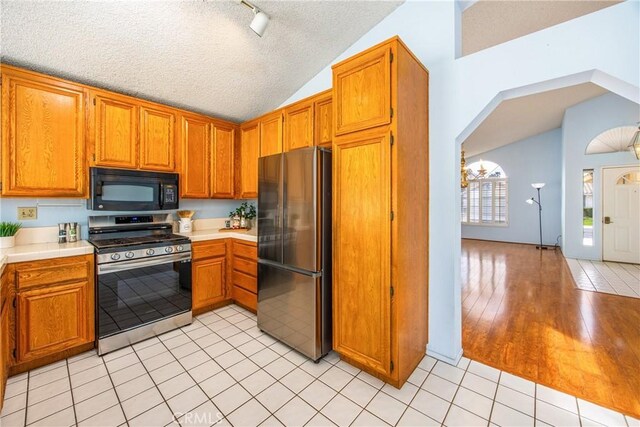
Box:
[331,36,429,388]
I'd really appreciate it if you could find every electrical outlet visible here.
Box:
[17,207,37,220]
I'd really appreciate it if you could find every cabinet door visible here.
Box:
[192,257,226,310]
[212,124,235,198]
[314,94,333,148]
[259,111,283,157]
[140,105,176,172]
[284,101,314,152]
[333,129,392,377]
[16,281,92,363]
[333,44,392,136]
[180,114,210,198]
[239,122,259,199]
[92,92,138,169]
[1,70,86,197]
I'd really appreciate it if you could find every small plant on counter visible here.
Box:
[0,221,22,237]
[0,221,22,249]
[229,202,257,229]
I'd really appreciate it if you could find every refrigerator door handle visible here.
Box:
[258,258,322,278]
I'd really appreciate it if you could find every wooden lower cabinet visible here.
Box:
[192,241,227,314]
[190,238,257,313]
[231,240,257,312]
[16,281,92,363]
[10,255,95,373]
[0,268,8,411]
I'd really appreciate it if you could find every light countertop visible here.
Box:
[0,241,95,271]
[178,229,257,243]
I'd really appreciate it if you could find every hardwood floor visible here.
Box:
[461,239,640,418]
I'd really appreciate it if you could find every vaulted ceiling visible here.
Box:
[0,1,402,122]
[461,0,622,56]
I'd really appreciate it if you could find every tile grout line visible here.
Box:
[101,353,131,427]
[64,359,78,427]
[487,369,501,425]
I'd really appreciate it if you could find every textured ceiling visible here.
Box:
[0,0,402,122]
[463,83,608,157]
[462,0,622,56]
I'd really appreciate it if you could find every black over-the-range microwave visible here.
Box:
[88,167,179,211]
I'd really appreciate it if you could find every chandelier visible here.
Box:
[461,147,469,188]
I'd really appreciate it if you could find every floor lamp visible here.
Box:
[526,182,548,250]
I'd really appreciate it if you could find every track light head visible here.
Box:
[250,10,269,37]
[236,0,270,37]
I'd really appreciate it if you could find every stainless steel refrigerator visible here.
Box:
[257,146,332,361]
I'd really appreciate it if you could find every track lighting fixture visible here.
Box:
[235,0,270,37]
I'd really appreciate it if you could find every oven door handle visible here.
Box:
[98,252,191,275]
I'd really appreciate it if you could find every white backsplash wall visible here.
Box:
[0,198,254,240]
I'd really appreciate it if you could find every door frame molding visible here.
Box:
[600,164,640,262]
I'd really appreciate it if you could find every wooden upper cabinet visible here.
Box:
[259,111,283,157]
[212,124,235,198]
[238,121,259,199]
[92,91,138,169]
[333,43,392,136]
[284,100,314,152]
[314,92,333,148]
[180,113,210,198]
[333,129,392,378]
[139,105,176,172]
[1,67,86,197]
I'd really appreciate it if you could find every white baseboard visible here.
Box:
[426,345,463,366]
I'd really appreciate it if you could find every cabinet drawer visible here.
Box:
[232,241,257,260]
[232,285,257,312]
[16,258,91,291]
[233,257,257,277]
[192,240,226,261]
[233,271,257,293]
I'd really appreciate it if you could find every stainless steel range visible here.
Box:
[88,214,192,355]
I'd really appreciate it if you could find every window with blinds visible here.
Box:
[461,160,508,226]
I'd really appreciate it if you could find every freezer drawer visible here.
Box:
[257,262,326,360]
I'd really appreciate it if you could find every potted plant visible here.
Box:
[0,222,22,248]
[229,202,257,229]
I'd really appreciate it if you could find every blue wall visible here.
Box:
[462,129,563,245]
[0,197,245,239]
[561,93,640,260]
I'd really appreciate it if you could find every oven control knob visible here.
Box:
[165,246,174,253]
[146,249,155,256]
[110,253,121,261]
[125,252,134,259]
[176,245,184,252]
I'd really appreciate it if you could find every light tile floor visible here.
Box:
[566,258,640,299]
[1,304,637,427]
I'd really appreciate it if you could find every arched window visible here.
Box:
[461,160,508,225]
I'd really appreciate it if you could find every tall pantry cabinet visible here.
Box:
[331,36,429,388]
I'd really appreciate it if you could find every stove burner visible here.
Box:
[89,233,187,249]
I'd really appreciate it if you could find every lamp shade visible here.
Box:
[526,198,534,205]
[531,183,545,189]
[250,10,269,37]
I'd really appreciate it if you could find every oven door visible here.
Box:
[96,252,192,340]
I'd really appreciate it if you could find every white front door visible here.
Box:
[602,166,640,263]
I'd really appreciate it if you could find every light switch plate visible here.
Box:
[17,207,37,220]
